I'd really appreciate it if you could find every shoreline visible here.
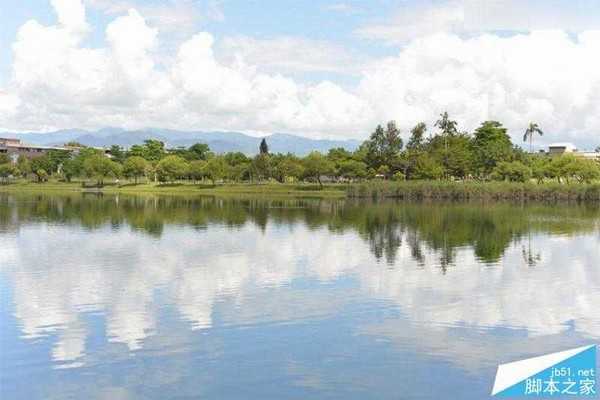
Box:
[1,180,600,202]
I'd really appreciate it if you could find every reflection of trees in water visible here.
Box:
[1,193,598,266]
[363,210,403,265]
[522,231,542,267]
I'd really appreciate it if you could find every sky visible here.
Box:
[0,0,599,148]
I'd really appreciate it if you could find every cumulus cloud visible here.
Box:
[1,0,600,146]
[3,0,371,137]
[358,30,600,147]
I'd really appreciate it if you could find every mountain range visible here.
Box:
[0,128,361,156]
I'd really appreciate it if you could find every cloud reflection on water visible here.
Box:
[0,194,599,377]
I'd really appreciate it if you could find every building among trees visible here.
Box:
[0,138,70,162]
[547,142,599,160]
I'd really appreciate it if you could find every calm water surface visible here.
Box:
[1,193,599,399]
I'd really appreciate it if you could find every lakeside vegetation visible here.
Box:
[1,113,599,200]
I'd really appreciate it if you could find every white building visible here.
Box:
[547,142,599,160]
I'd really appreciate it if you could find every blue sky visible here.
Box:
[0,0,398,81]
[1,0,599,148]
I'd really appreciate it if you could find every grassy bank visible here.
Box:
[346,181,600,201]
[0,180,347,198]
[2,180,600,201]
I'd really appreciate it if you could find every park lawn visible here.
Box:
[2,179,600,201]
[0,180,348,198]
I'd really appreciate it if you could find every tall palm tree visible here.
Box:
[523,122,543,153]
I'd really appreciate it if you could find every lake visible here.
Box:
[1,193,599,399]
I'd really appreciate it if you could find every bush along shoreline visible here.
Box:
[345,181,600,202]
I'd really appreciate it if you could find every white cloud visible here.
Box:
[356,1,465,45]
[357,0,600,45]
[1,0,600,147]
[326,3,362,15]
[85,0,217,34]
[357,30,600,147]
[217,36,364,76]
[51,0,89,33]
[3,0,372,137]
[464,0,600,32]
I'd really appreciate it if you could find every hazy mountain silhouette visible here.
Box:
[0,128,361,156]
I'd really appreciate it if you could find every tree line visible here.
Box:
[1,113,599,186]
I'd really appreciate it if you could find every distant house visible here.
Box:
[0,138,71,162]
[548,143,577,155]
[547,142,599,160]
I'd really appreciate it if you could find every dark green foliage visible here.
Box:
[303,151,335,187]
[363,121,403,173]
[491,161,532,182]
[155,155,188,183]
[472,121,514,177]
[109,145,126,163]
[406,122,427,151]
[259,138,269,155]
[123,156,149,184]
[83,154,122,186]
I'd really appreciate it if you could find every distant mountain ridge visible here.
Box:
[0,128,361,156]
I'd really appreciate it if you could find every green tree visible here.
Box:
[523,122,543,153]
[433,112,463,179]
[35,169,49,182]
[83,155,122,186]
[0,153,10,164]
[188,143,211,160]
[392,171,405,181]
[0,163,17,182]
[406,122,427,151]
[59,147,101,182]
[31,156,53,181]
[327,147,352,163]
[155,155,189,183]
[434,111,458,137]
[376,165,390,179]
[273,156,304,182]
[16,155,31,178]
[491,161,532,182]
[530,156,550,184]
[338,159,367,181]
[205,156,228,184]
[563,157,600,184]
[259,138,269,155]
[61,158,80,182]
[224,151,249,166]
[47,150,71,174]
[123,156,149,184]
[303,151,334,187]
[363,121,403,171]
[412,154,444,180]
[109,145,126,163]
[130,140,166,162]
[427,132,473,179]
[189,160,208,183]
[64,141,85,148]
[252,154,271,181]
[472,121,513,178]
